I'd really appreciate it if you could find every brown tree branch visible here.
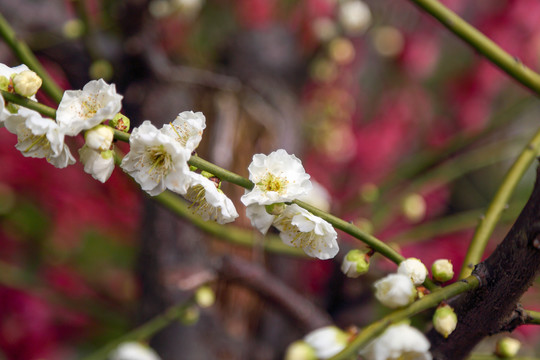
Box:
[429,163,540,359]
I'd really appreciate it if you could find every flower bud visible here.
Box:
[304,326,348,359]
[402,193,426,222]
[0,76,9,91]
[109,342,161,360]
[495,337,521,358]
[110,113,130,132]
[341,249,370,278]
[284,341,317,360]
[433,304,457,338]
[398,258,428,286]
[85,125,114,151]
[374,273,416,309]
[195,286,215,308]
[265,203,286,215]
[12,70,42,97]
[431,259,454,283]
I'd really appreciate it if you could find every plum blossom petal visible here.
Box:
[162,111,206,153]
[79,146,115,183]
[360,323,432,360]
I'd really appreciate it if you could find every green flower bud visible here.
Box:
[110,113,130,132]
[431,259,454,283]
[195,286,215,308]
[341,249,370,278]
[433,304,457,338]
[495,337,521,358]
[284,341,317,360]
[265,203,286,215]
[0,76,9,91]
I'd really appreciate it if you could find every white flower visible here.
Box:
[120,120,191,196]
[433,305,457,339]
[273,204,339,260]
[397,258,428,286]
[374,273,416,308]
[85,124,114,151]
[79,146,115,183]
[183,171,238,224]
[12,70,42,97]
[0,64,38,123]
[304,326,348,359]
[338,0,371,36]
[431,259,454,283]
[109,341,161,360]
[162,111,206,153]
[56,79,122,136]
[360,323,432,360]
[297,180,331,212]
[4,107,75,168]
[246,204,276,234]
[241,149,312,207]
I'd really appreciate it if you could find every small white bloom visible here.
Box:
[360,323,432,360]
[297,180,331,212]
[304,326,348,359]
[57,79,123,136]
[12,70,42,97]
[0,64,38,123]
[397,258,428,286]
[433,305,457,339]
[85,124,114,151]
[241,149,312,207]
[109,341,161,360]
[162,111,206,153]
[246,203,276,234]
[4,108,75,168]
[431,259,454,283]
[338,0,371,36]
[120,120,191,196]
[79,146,115,183]
[273,204,339,260]
[183,171,238,224]
[374,273,416,308]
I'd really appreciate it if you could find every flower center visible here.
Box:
[257,173,288,194]
[24,134,49,153]
[144,145,173,181]
[80,96,98,118]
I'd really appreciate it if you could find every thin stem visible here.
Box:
[1,90,57,119]
[525,310,540,325]
[82,299,195,360]
[407,0,540,95]
[0,13,64,103]
[459,128,540,278]
[330,275,480,360]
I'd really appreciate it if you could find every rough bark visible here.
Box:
[429,163,540,359]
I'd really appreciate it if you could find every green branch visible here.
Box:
[0,13,64,103]
[460,128,540,278]
[408,0,540,95]
[525,310,540,325]
[1,90,57,119]
[330,275,480,360]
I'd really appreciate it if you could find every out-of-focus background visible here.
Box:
[1,0,540,359]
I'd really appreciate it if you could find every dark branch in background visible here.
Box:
[429,163,540,359]
[216,255,333,331]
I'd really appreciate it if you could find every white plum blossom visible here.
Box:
[0,64,39,124]
[374,273,416,308]
[84,124,114,151]
[246,203,276,234]
[183,171,238,224]
[79,146,115,183]
[304,326,348,359]
[273,204,339,260]
[120,120,191,196]
[162,111,206,153]
[12,70,42,97]
[241,149,312,207]
[297,180,331,212]
[431,259,454,283]
[56,79,122,136]
[109,341,162,360]
[397,258,428,286]
[360,323,432,360]
[4,107,75,168]
[433,305,457,339]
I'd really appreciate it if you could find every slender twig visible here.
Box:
[0,13,64,103]
[1,90,57,119]
[525,310,540,325]
[459,128,540,278]
[329,275,480,360]
[407,0,540,95]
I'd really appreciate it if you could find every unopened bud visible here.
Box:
[433,304,457,338]
[495,337,521,358]
[284,340,317,360]
[85,125,114,151]
[0,76,9,91]
[265,203,286,216]
[110,113,130,132]
[431,259,454,283]
[398,258,428,286]
[12,70,42,97]
[402,193,426,222]
[195,286,215,308]
[341,249,370,278]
